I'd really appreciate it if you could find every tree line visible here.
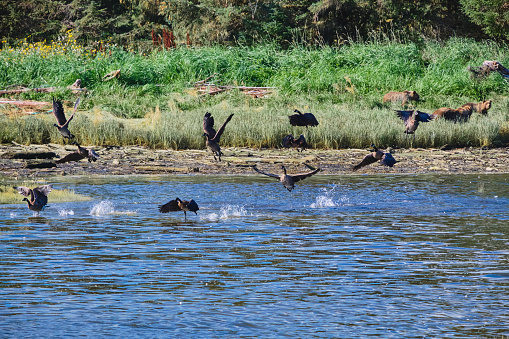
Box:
[1,0,508,46]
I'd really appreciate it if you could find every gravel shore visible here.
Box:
[1,143,508,178]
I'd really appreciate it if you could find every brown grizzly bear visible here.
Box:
[383,90,420,105]
[432,104,473,122]
[461,100,492,115]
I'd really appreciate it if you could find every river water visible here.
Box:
[1,174,508,337]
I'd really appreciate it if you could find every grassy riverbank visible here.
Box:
[1,35,508,149]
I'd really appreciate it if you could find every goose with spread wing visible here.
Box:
[159,197,199,221]
[353,143,397,171]
[203,112,234,161]
[13,184,52,215]
[252,165,320,191]
[395,109,433,134]
[282,134,308,152]
[289,109,319,127]
[52,98,80,143]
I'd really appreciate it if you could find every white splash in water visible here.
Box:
[202,205,250,221]
[90,201,114,216]
[58,209,75,216]
[311,184,348,208]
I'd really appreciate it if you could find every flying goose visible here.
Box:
[395,109,433,134]
[289,109,319,127]
[13,184,52,215]
[252,165,320,191]
[353,143,397,171]
[203,112,234,161]
[56,141,99,164]
[282,134,308,152]
[159,197,199,221]
[52,97,80,143]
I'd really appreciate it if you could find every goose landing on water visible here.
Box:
[252,165,320,191]
[159,198,199,221]
[353,143,398,171]
[13,184,52,215]
[203,112,234,161]
[52,98,80,143]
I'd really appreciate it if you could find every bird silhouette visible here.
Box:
[52,97,80,143]
[159,197,199,221]
[56,141,99,164]
[252,165,320,191]
[353,143,397,171]
[13,184,52,215]
[395,109,433,134]
[203,112,234,161]
[289,109,319,127]
[282,134,308,152]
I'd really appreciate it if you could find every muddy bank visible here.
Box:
[1,143,508,178]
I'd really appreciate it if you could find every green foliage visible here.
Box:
[460,0,509,39]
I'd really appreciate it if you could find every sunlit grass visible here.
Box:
[1,35,508,148]
[0,181,91,204]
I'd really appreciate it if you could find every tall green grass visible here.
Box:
[0,37,508,148]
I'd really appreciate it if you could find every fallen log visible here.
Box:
[0,87,57,95]
[2,151,58,160]
[0,99,51,108]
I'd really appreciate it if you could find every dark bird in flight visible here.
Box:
[282,134,308,152]
[56,141,99,164]
[13,184,53,215]
[353,143,397,171]
[395,109,433,134]
[289,109,319,127]
[252,165,320,191]
[203,112,234,161]
[159,197,199,221]
[52,97,80,143]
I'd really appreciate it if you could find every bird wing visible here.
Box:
[416,110,433,122]
[159,199,181,213]
[13,186,32,198]
[353,153,378,171]
[212,113,234,142]
[290,168,320,182]
[88,149,100,160]
[282,134,294,148]
[288,113,307,126]
[52,99,67,126]
[203,112,217,137]
[56,152,86,164]
[186,199,199,213]
[381,152,397,167]
[304,113,319,126]
[61,98,80,128]
[296,135,307,147]
[395,110,413,123]
[32,185,51,206]
[252,166,280,179]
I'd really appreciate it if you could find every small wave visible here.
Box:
[201,205,250,221]
[90,201,114,216]
[90,201,137,216]
[58,209,75,216]
[311,184,348,208]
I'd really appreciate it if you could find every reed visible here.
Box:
[1,35,508,149]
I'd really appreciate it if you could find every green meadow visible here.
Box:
[1,35,508,149]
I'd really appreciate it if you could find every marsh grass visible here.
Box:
[1,37,508,149]
[0,181,92,204]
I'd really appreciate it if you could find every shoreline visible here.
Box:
[1,143,508,178]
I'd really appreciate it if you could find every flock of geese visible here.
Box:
[13,91,492,219]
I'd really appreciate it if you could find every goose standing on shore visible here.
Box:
[282,134,308,152]
[203,112,234,161]
[13,184,52,215]
[252,165,320,191]
[56,141,99,164]
[353,143,397,171]
[52,98,80,143]
[159,197,199,221]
